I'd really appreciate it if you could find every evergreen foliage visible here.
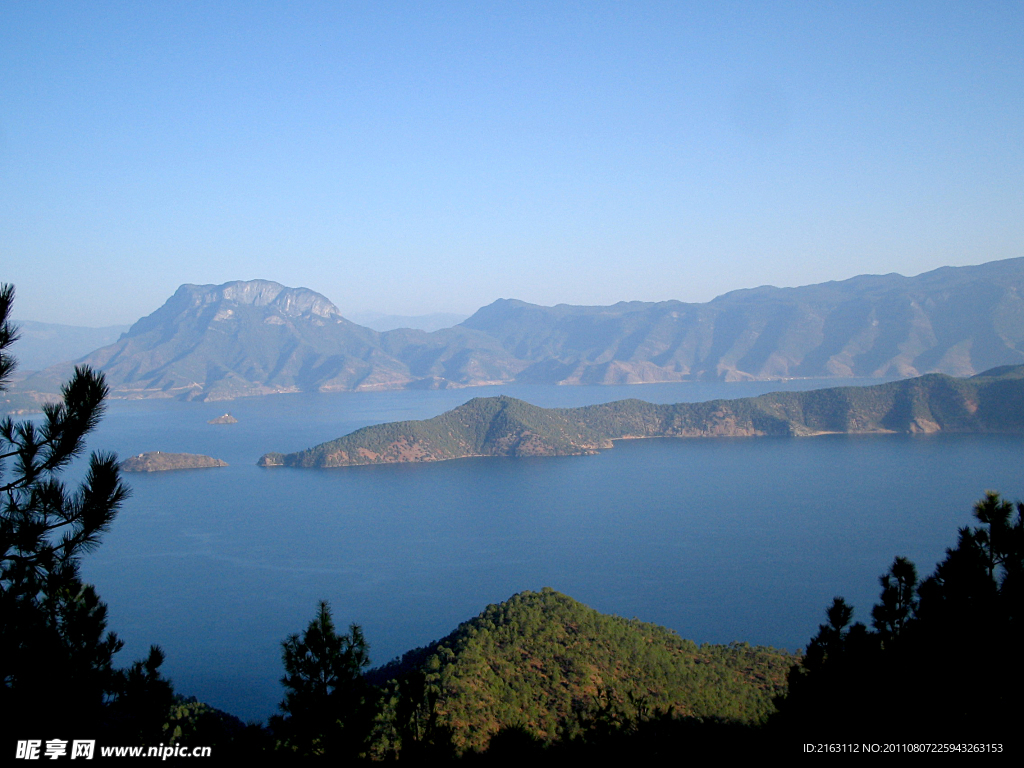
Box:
[778,491,1024,740]
[369,588,791,755]
[272,600,377,758]
[0,283,173,742]
[161,697,272,756]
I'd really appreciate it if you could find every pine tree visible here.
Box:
[779,491,1024,740]
[274,600,376,757]
[0,283,171,739]
[871,556,917,644]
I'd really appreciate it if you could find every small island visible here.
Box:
[207,413,238,424]
[121,452,228,472]
[258,365,1024,468]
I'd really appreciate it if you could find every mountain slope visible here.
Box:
[21,281,373,399]
[260,365,1024,467]
[462,257,1024,383]
[18,281,516,401]
[369,588,791,753]
[15,258,1024,402]
[259,395,613,467]
[347,311,470,332]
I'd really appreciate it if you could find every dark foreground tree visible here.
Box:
[0,283,172,742]
[273,600,376,757]
[778,491,1023,741]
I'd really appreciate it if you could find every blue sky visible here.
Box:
[2,1,1022,326]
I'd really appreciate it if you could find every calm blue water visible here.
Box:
[58,380,1024,722]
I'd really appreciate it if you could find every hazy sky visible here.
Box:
[2,1,1022,326]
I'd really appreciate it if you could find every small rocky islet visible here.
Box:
[120,451,228,472]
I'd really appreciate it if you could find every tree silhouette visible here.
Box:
[274,600,376,757]
[0,283,171,740]
[779,491,1023,741]
[871,556,917,644]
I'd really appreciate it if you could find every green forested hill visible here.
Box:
[368,589,791,754]
[259,395,614,467]
[260,365,1024,467]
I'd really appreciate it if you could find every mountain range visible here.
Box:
[346,311,470,333]
[258,365,1024,468]
[13,257,1024,402]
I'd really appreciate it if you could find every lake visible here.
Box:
[60,379,1024,722]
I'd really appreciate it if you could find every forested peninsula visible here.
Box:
[259,365,1024,468]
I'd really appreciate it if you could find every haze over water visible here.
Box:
[76,381,1024,721]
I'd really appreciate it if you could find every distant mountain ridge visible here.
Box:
[13,258,1024,402]
[347,311,470,332]
[463,257,1024,383]
[259,365,1024,467]
[19,280,518,401]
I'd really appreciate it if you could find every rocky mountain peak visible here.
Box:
[180,280,341,319]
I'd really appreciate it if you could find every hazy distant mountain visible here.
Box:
[18,280,518,401]
[9,319,130,372]
[259,365,1024,467]
[20,281,393,399]
[14,258,1024,402]
[346,311,469,332]
[462,257,1024,384]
